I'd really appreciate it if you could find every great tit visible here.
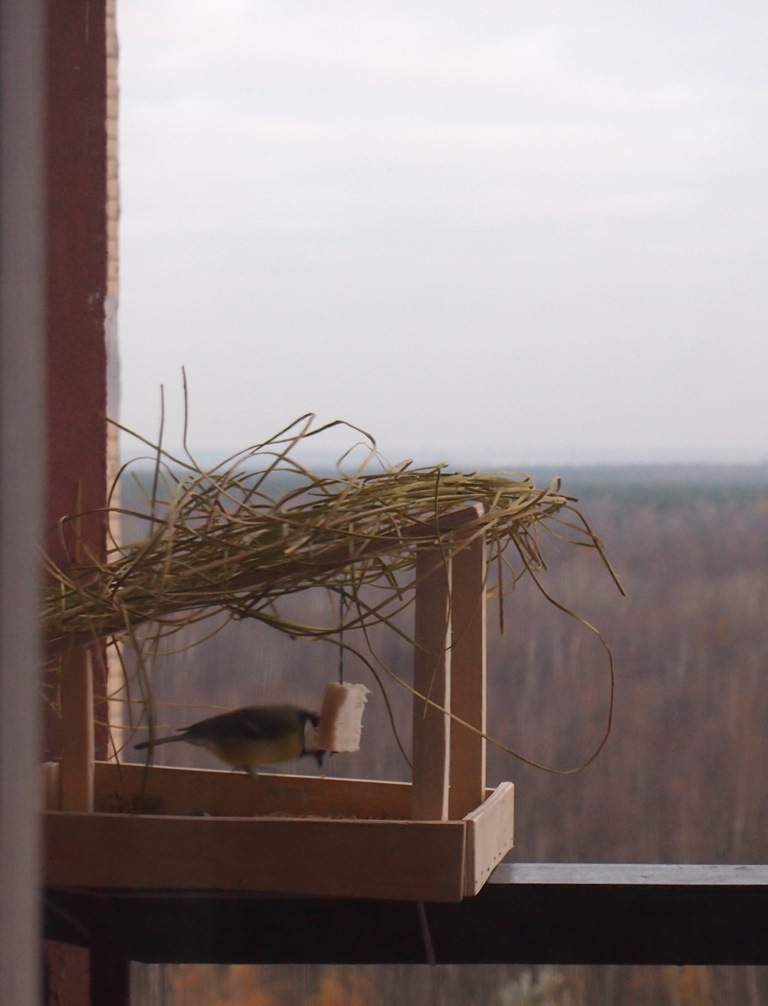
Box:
[134,704,323,777]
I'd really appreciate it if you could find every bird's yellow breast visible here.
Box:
[196,731,305,768]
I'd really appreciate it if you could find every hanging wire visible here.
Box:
[337,586,349,684]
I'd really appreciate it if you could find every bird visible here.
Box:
[134,704,323,777]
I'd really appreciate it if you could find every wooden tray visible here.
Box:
[43,762,514,901]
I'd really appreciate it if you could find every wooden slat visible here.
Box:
[41,761,61,811]
[59,648,94,812]
[448,532,487,819]
[463,782,515,895]
[92,761,413,820]
[411,546,452,821]
[45,811,467,901]
[489,862,768,886]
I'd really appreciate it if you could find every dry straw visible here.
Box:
[43,414,624,771]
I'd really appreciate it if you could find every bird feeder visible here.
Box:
[43,507,514,902]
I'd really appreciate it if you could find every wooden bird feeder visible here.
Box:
[43,508,514,902]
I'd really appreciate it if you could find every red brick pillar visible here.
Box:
[43,2,112,1003]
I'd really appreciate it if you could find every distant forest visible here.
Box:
[122,464,768,1005]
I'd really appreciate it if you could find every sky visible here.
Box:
[117,0,768,466]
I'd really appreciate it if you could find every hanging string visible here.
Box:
[416,901,437,967]
[337,586,348,684]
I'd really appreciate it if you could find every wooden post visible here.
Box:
[60,648,94,812]
[90,940,131,1006]
[448,532,487,819]
[411,546,452,821]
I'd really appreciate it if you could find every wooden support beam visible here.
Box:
[59,649,94,812]
[448,532,487,820]
[411,546,452,821]
[44,864,768,966]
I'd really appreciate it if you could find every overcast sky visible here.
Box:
[117,0,768,466]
